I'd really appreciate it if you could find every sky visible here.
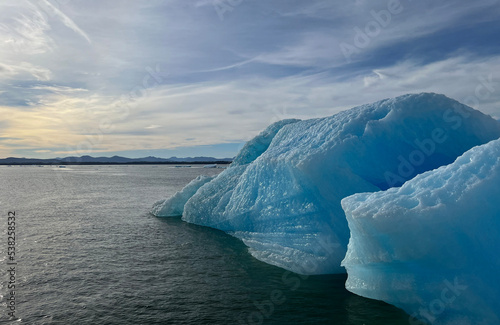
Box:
[1,0,500,159]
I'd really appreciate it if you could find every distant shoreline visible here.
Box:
[0,161,232,166]
[0,155,233,165]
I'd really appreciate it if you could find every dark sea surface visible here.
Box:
[0,165,410,324]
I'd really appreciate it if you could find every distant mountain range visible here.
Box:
[0,155,233,165]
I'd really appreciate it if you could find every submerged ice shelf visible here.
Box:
[341,138,500,325]
[152,93,500,276]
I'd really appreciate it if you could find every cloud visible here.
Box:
[363,70,386,87]
[0,62,52,81]
[191,58,257,73]
[0,4,54,55]
[145,125,162,129]
[4,53,498,157]
[29,84,88,94]
[0,0,499,158]
[35,0,91,44]
[3,54,500,154]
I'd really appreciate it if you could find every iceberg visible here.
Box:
[151,175,216,217]
[153,93,500,275]
[341,138,500,325]
[153,118,300,219]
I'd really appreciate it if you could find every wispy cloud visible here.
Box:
[0,6,53,55]
[191,58,257,73]
[34,0,91,44]
[29,84,88,94]
[0,62,52,81]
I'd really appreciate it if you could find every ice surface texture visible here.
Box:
[154,93,500,275]
[341,138,500,325]
[151,175,215,217]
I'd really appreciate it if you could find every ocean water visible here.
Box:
[0,165,410,324]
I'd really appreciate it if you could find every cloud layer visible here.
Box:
[1,0,499,158]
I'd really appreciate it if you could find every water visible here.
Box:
[0,165,410,324]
